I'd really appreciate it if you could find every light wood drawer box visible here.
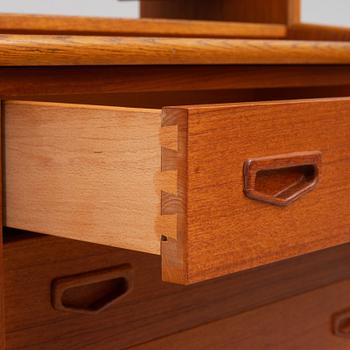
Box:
[3,97,350,284]
[5,233,350,350]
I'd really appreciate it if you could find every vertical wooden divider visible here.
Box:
[287,0,301,25]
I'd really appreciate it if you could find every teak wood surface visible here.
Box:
[130,278,350,350]
[162,98,350,283]
[5,232,350,350]
[1,35,350,66]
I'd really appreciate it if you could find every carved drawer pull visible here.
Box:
[52,265,133,314]
[333,309,350,338]
[244,151,321,206]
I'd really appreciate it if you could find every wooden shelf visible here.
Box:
[1,35,350,66]
[0,13,286,39]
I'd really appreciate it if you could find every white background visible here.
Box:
[0,0,349,26]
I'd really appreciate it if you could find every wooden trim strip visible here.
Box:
[1,35,350,66]
[287,0,301,25]
[0,13,286,39]
[1,66,350,99]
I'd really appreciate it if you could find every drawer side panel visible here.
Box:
[4,101,163,254]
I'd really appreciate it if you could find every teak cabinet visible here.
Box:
[1,3,350,349]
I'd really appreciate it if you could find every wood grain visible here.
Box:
[289,23,350,42]
[3,101,169,254]
[1,35,350,66]
[1,66,350,99]
[5,232,350,350]
[0,13,286,39]
[130,278,350,350]
[163,98,350,283]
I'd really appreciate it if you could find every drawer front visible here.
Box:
[5,233,350,350]
[4,234,169,350]
[4,98,350,284]
[161,97,350,283]
[130,278,350,350]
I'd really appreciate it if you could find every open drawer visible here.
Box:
[3,98,350,284]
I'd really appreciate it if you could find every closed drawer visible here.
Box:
[4,234,168,350]
[5,233,350,350]
[130,278,350,350]
[3,98,350,284]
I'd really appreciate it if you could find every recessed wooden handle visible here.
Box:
[333,309,350,338]
[52,265,133,314]
[244,151,321,206]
